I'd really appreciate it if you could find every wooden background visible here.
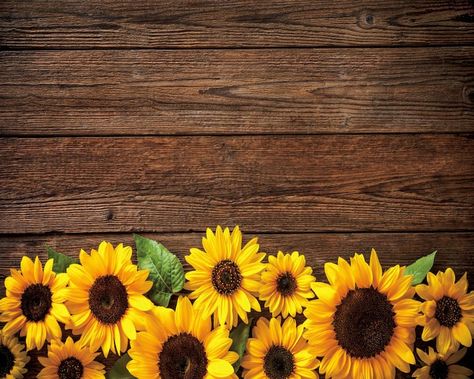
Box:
[0,1,473,377]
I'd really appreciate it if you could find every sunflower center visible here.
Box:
[58,357,84,379]
[429,359,449,379]
[435,296,462,328]
[0,346,14,377]
[159,333,208,379]
[89,275,128,324]
[211,259,242,295]
[333,287,395,358]
[263,345,295,379]
[20,283,52,321]
[276,272,297,296]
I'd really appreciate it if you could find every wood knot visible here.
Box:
[359,10,376,28]
[106,210,114,221]
[463,85,474,104]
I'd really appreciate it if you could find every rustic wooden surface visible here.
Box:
[0,1,473,378]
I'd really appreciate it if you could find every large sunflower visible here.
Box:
[0,256,70,350]
[127,296,238,379]
[304,249,420,379]
[416,268,473,354]
[241,317,319,379]
[412,346,473,379]
[66,241,154,357]
[185,226,266,327]
[259,251,315,318]
[0,330,29,379]
[38,336,105,379]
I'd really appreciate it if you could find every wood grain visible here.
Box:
[0,1,473,49]
[0,135,472,234]
[0,48,473,136]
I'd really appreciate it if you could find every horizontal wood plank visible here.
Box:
[0,48,473,135]
[0,1,473,49]
[0,135,472,234]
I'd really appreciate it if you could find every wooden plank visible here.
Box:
[0,48,473,136]
[0,135,472,233]
[0,1,473,49]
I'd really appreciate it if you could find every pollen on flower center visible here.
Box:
[88,275,128,324]
[276,272,297,296]
[435,296,462,328]
[159,333,208,379]
[58,357,84,379]
[429,359,449,379]
[20,283,52,322]
[211,259,242,295]
[0,346,14,377]
[333,287,395,358]
[263,345,295,379]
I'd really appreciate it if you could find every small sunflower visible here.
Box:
[0,256,70,350]
[412,346,473,379]
[304,249,420,379]
[38,336,105,379]
[185,226,266,327]
[259,251,315,318]
[0,330,29,379]
[241,317,319,379]
[416,268,474,354]
[66,241,154,357]
[127,296,239,379]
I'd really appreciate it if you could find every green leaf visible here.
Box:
[134,234,185,307]
[107,353,135,379]
[230,320,252,371]
[46,246,77,273]
[405,251,437,285]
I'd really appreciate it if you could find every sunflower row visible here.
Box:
[0,226,472,379]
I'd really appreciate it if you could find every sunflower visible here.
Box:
[304,249,420,379]
[65,241,154,357]
[185,226,266,327]
[259,251,315,318]
[127,296,239,379]
[0,256,70,350]
[412,346,473,379]
[416,268,474,355]
[38,336,105,379]
[0,330,29,379]
[241,317,319,379]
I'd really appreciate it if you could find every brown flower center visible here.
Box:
[21,283,52,322]
[263,345,294,379]
[159,333,208,379]
[276,272,297,296]
[58,357,83,379]
[89,275,128,324]
[435,296,462,328]
[0,345,14,377]
[333,287,395,358]
[429,359,449,379]
[211,259,242,295]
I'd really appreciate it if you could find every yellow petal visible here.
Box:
[452,322,472,347]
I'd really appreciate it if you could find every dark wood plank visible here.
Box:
[0,1,473,49]
[0,135,472,234]
[0,48,473,136]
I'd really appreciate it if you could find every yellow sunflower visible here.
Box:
[127,296,239,379]
[304,249,420,379]
[416,268,474,355]
[259,251,315,318]
[185,226,266,327]
[412,346,473,379]
[38,336,105,379]
[241,317,319,379]
[0,256,70,350]
[65,241,154,357]
[0,330,29,379]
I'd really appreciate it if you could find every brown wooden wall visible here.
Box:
[0,1,473,377]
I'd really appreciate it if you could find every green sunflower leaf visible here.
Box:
[230,319,252,371]
[404,251,437,285]
[107,353,136,379]
[46,246,78,273]
[134,234,185,307]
